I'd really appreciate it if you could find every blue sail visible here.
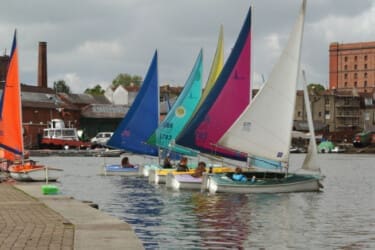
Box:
[148,50,203,156]
[107,51,159,156]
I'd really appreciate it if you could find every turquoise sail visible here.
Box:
[148,50,203,156]
[107,51,159,156]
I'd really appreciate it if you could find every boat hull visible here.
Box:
[163,166,234,188]
[9,171,32,181]
[139,164,162,177]
[103,164,141,176]
[207,172,323,194]
[166,173,203,190]
[27,168,63,181]
[9,165,63,182]
[148,169,181,184]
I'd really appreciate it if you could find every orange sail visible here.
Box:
[0,30,24,161]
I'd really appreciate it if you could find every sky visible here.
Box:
[0,0,374,93]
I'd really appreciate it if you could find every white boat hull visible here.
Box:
[207,174,322,194]
[9,172,32,181]
[9,167,63,182]
[148,169,167,184]
[166,173,204,190]
[103,164,142,176]
[139,164,162,177]
[27,168,63,181]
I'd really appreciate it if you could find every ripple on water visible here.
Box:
[34,154,375,249]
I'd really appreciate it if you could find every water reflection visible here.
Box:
[190,193,251,249]
[34,155,375,249]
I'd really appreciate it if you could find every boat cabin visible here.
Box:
[43,119,79,141]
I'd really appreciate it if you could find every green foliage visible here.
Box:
[112,73,142,88]
[53,80,71,94]
[307,83,325,94]
[84,84,105,95]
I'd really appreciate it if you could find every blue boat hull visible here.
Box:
[104,164,141,176]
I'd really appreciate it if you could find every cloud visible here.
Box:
[0,0,374,93]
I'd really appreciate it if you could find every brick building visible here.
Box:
[329,41,375,93]
[0,55,9,82]
[294,89,364,142]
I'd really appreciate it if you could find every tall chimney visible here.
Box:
[0,55,10,82]
[37,41,47,88]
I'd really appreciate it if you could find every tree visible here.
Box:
[307,83,325,94]
[53,80,71,94]
[84,84,105,95]
[112,73,142,88]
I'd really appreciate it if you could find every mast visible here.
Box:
[156,49,161,164]
[218,0,307,163]
[14,30,25,159]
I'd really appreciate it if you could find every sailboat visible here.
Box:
[147,49,203,156]
[142,50,203,179]
[206,0,323,193]
[1,31,62,181]
[103,51,159,176]
[147,26,235,185]
[300,70,320,173]
[165,6,252,190]
[175,9,251,162]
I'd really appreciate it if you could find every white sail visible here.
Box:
[218,0,306,162]
[301,70,320,172]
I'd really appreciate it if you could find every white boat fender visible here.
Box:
[251,176,256,183]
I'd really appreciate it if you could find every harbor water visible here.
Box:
[34,154,375,249]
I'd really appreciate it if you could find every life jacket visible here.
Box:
[232,173,247,182]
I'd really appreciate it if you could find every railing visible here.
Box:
[336,112,361,117]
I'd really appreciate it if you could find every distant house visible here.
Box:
[104,87,114,104]
[105,84,139,106]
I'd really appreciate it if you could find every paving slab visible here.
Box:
[0,183,74,250]
[12,183,144,250]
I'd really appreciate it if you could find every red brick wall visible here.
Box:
[329,43,339,89]
[329,41,375,93]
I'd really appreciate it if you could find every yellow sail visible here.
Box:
[196,25,224,109]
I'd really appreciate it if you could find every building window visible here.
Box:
[344,73,348,79]
[354,81,358,87]
[364,81,367,87]
[344,56,348,62]
[364,72,368,78]
[365,55,368,61]
[318,112,322,117]
[344,82,348,87]
[354,56,357,61]
[344,65,348,70]
[298,111,301,117]
[365,64,368,69]
[354,64,358,70]
[354,73,357,79]
[325,98,330,104]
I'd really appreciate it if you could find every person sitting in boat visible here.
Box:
[232,167,247,182]
[163,156,173,169]
[176,157,189,172]
[121,157,134,168]
[191,161,206,178]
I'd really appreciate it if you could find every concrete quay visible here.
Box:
[0,182,144,250]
